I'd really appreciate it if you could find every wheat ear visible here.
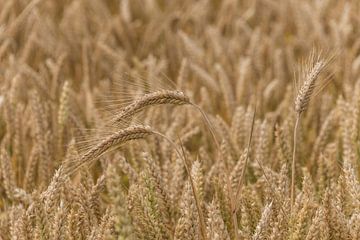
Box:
[112,90,190,124]
[291,55,330,210]
[64,125,154,175]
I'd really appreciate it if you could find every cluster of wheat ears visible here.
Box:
[0,0,359,239]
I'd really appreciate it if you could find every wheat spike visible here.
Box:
[291,52,333,210]
[112,90,190,124]
[64,125,154,174]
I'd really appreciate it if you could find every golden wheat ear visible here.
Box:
[62,125,155,176]
[291,50,336,210]
[110,90,191,126]
[101,71,179,109]
[294,50,336,115]
[94,72,191,127]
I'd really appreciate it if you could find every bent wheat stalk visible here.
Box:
[178,138,207,240]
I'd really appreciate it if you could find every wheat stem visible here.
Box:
[191,103,220,150]
[291,113,300,210]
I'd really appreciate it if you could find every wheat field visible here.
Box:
[0,0,359,239]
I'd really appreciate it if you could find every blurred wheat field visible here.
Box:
[0,0,359,239]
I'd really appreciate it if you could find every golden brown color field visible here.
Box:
[0,0,359,239]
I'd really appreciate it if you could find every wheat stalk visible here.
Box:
[291,53,332,210]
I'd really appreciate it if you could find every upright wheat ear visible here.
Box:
[295,60,327,114]
[291,54,331,210]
